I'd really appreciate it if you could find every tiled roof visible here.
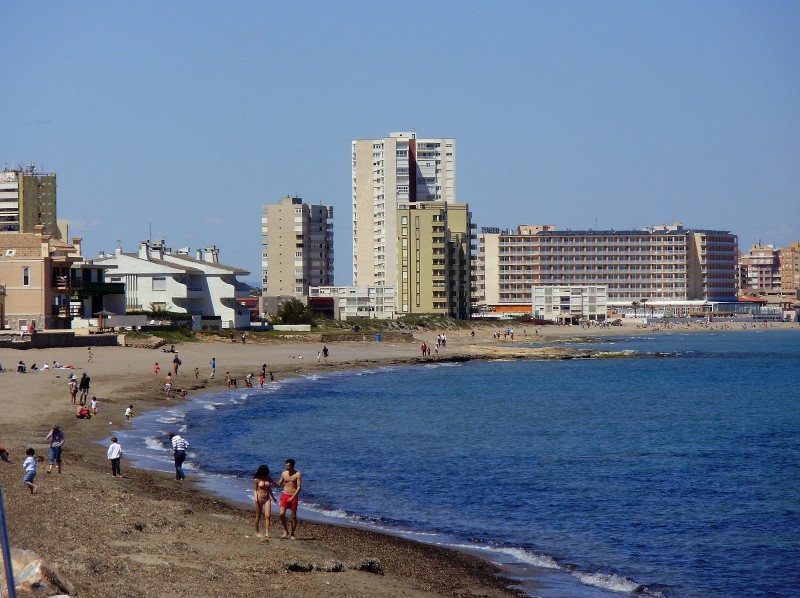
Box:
[0,232,79,259]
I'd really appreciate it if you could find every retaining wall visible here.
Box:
[0,332,119,350]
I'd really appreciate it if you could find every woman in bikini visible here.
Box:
[253,464,278,539]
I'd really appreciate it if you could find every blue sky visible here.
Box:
[3,1,798,285]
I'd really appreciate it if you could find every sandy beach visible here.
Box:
[0,321,796,597]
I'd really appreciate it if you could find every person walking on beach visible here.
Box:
[169,433,189,481]
[154,362,160,376]
[210,357,216,379]
[277,459,302,539]
[23,448,38,494]
[78,372,90,405]
[194,366,199,380]
[125,404,135,422]
[107,436,123,477]
[322,346,329,361]
[46,424,65,474]
[172,354,181,376]
[253,465,278,539]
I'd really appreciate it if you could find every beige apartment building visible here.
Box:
[397,201,472,319]
[261,196,334,299]
[737,242,781,293]
[475,223,738,313]
[779,242,800,296]
[0,228,83,330]
[0,164,60,238]
[352,132,456,289]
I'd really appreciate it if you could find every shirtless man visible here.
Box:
[277,459,302,539]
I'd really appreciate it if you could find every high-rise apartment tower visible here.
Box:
[352,132,456,288]
[0,163,59,238]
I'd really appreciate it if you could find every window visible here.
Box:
[152,277,166,291]
[22,267,30,286]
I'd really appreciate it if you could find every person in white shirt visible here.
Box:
[169,433,189,480]
[107,437,123,477]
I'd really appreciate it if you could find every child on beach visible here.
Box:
[107,437,123,477]
[194,367,199,380]
[154,362,160,376]
[23,448,37,494]
[125,404,135,422]
[91,396,99,415]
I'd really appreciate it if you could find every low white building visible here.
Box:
[533,285,608,323]
[308,286,397,320]
[95,240,251,329]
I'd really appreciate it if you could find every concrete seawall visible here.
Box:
[0,331,119,350]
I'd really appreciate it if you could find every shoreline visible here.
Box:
[1,323,797,597]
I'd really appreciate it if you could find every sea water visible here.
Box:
[114,330,800,597]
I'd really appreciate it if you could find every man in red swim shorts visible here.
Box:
[277,458,302,539]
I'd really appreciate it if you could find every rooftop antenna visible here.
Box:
[148,223,152,243]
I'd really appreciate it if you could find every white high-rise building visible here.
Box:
[351,132,456,288]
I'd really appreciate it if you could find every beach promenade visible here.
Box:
[0,321,795,597]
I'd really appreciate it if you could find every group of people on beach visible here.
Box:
[22,424,66,495]
[18,344,304,542]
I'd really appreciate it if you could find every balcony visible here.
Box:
[50,305,71,318]
[51,276,82,291]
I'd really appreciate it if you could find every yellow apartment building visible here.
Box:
[397,201,472,319]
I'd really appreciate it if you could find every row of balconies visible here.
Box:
[499,261,682,269]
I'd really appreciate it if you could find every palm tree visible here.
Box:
[631,301,641,317]
[640,298,649,319]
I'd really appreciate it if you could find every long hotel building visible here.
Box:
[351,132,456,289]
[475,223,738,311]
